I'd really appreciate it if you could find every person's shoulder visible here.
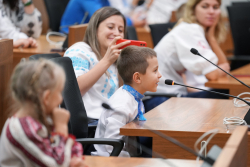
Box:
[64,42,93,57]
[109,87,138,112]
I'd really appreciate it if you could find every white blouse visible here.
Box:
[155,22,218,95]
[64,42,119,119]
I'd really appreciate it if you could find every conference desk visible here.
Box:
[205,64,250,96]
[120,97,250,165]
[13,35,65,68]
[84,156,201,167]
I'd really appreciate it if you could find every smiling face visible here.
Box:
[97,15,125,54]
[194,0,221,28]
[139,57,162,93]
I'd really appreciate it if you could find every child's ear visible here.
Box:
[133,72,141,84]
[42,90,51,107]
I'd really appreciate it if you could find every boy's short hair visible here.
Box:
[117,45,157,85]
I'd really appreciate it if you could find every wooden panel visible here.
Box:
[136,27,154,49]
[214,126,248,167]
[0,39,13,134]
[84,156,201,167]
[68,24,88,47]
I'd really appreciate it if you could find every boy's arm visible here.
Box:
[104,108,132,156]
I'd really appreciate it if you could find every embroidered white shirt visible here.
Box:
[155,22,218,95]
[94,87,143,157]
[64,42,119,119]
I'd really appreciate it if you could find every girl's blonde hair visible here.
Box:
[181,0,226,43]
[10,59,65,132]
[84,7,127,61]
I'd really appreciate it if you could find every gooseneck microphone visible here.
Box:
[190,48,250,89]
[165,79,250,106]
[102,103,215,166]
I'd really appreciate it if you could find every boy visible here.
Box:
[94,46,162,157]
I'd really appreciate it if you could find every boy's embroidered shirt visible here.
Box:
[94,87,145,157]
[122,85,146,121]
[0,116,82,167]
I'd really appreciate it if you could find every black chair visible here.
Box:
[43,0,69,32]
[29,53,61,60]
[51,57,124,156]
[227,6,250,70]
[232,2,250,6]
[149,22,176,47]
[126,26,138,40]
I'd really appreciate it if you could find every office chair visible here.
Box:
[227,6,250,70]
[149,22,176,47]
[43,0,69,32]
[51,57,124,156]
[29,53,62,60]
[232,2,250,6]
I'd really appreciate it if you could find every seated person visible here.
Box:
[60,0,146,33]
[0,59,84,167]
[0,0,42,47]
[94,46,162,157]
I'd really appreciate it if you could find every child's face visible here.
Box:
[43,76,65,115]
[140,57,162,93]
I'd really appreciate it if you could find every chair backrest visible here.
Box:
[227,6,250,69]
[232,2,250,6]
[43,0,69,32]
[51,57,88,139]
[126,26,138,40]
[68,24,88,47]
[29,53,61,60]
[149,22,176,47]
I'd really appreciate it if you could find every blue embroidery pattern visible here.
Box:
[70,56,90,72]
[122,85,146,121]
[107,78,116,98]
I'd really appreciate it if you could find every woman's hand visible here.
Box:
[218,62,230,77]
[13,37,38,48]
[206,13,221,42]
[102,37,130,65]
[52,108,70,137]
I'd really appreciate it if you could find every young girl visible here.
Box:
[0,59,84,167]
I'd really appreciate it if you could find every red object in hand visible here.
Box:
[116,39,147,49]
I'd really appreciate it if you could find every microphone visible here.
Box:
[190,48,250,89]
[165,79,250,123]
[102,103,216,166]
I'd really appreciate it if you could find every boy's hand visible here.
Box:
[103,37,130,64]
[52,108,70,136]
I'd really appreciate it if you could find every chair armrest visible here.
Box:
[227,56,250,61]
[76,138,124,156]
[144,92,178,97]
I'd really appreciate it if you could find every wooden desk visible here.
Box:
[86,126,247,167]
[13,35,65,68]
[120,98,250,165]
[0,39,13,134]
[205,64,250,96]
[84,156,200,167]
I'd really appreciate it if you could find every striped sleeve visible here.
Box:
[6,117,83,167]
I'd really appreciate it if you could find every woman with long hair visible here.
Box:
[64,7,130,123]
[144,0,230,112]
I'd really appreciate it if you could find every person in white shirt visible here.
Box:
[143,0,230,112]
[0,0,41,48]
[64,7,130,124]
[94,46,162,157]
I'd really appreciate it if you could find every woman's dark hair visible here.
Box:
[3,0,19,10]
